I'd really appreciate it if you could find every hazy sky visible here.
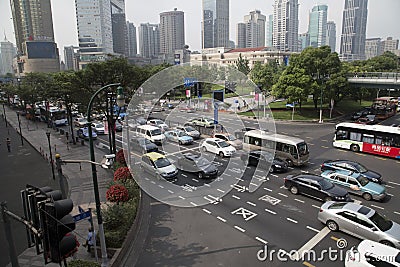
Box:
[1,0,399,56]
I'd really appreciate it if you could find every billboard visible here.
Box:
[26,42,57,59]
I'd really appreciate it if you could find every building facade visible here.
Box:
[365,38,381,59]
[308,5,328,48]
[159,8,185,55]
[243,10,266,48]
[266,14,274,47]
[381,37,399,54]
[236,23,247,49]
[127,21,138,57]
[339,0,368,61]
[298,33,310,51]
[202,0,229,49]
[139,23,160,58]
[0,37,16,75]
[273,0,299,52]
[63,46,79,71]
[111,0,127,56]
[326,21,336,52]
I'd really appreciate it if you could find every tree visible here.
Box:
[250,61,283,95]
[235,53,250,76]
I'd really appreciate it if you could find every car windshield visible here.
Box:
[194,157,211,167]
[184,126,195,132]
[319,179,334,190]
[154,120,163,125]
[144,139,152,145]
[137,139,146,145]
[178,132,186,137]
[154,158,171,168]
[261,153,274,162]
[358,176,370,186]
[351,162,368,173]
[297,142,309,155]
[217,140,230,148]
[150,129,162,135]
[227,135,237,141]
[369,211,393,231]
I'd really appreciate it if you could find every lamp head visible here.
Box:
[116,86,125,107]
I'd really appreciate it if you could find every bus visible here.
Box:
[333,122,400,159]
[371,97,397,120]
[243,130,310,166]
[39,106,68,126]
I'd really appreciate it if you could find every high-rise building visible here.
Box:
[0,36,16,75]
[236,23,246,48]
[127,21,138,57]
[75,0,113,68]
[381,37,399,54]
[339,0,368,61]
[273,0,299,52]
[9,0,59,74]
[308,5,328,48]
[298,33,310,51]
[244,10,266,48]
[266,15,273,47]
[63,46,79,71]
[139,23,160,58]
[159,8,185,55]
[365,38,382,59]
[326,21,336,52]
[111,0,127,56]
[202,0,229,48]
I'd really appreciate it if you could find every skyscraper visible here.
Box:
[9,0,59,74]
[63,46,79,71]
[127,22,138,57]
[159,8,185,55]
[244,10,266,48]
[139,23,160,58]
[266,14,273,47]
[365,38,382,59]
[326,21,336,52]
[273,0,299,52]
[298,33,310,51]
[75,0,113,68]
[0,36,16,75]
[202,0,229,49]
[340,0,368,61]
[308,5,328,48]
[111,0,127,56]
[236,23,246,48]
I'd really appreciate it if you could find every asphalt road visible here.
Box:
[0,117,58,267]
[88,111,400,266]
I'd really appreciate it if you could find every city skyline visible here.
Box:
[0,0,399,55]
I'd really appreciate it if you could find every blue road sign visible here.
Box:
[73,210,91,222]
[184,77,197,87]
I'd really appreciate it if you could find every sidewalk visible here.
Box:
[3,106,112,266]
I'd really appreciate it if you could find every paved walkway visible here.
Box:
[3,105,112,266]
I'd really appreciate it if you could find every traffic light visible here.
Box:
[41,190,78,263]
[197,82,202,97]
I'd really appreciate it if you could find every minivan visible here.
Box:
[135,125,165,145]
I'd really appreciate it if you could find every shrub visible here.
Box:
[106,184,129,203]
[113,167,132,182]
[68,260,100,267]
[115,149,126,166]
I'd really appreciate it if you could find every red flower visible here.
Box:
[116,149,126,165]
[114,167,132,181]
[106,184,129,203]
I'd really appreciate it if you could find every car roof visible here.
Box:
[322,169,360,178]
[325,159,357,165]
[205,137,224,142]
[334,202,375,216]
[293,174,324,181]
[182,152,200,160]
[143,152,165,161]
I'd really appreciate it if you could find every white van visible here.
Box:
[135,125,166,145]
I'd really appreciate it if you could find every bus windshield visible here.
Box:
[297,142,309,155]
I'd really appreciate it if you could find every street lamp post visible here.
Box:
[87,83,124,267]
[319,84,323,124]
[46,131,55,180]
[16,111,23,145]
[3,103,7,127]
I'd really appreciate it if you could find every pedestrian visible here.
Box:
[86,227,94,253]
[6,137,11,152]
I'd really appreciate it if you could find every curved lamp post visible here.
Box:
[87,83,124,266]
[17,111,23,145]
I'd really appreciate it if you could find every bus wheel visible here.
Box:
[286,159,293,167]
[350,144,360,152]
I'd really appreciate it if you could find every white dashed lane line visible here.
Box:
[265,208,277,215]
[306,226,320,233]
[394,211,400,215]
[181,173,187,177]
[246,201,257,207]
[190,202,197,207]
[287,218,298,224]
[178,196,185,200]
[192,178,199,182]
[232,195,240,200]
[217,216,227,222]
[168,190,174,194]
[263,187,273,192]
[255,237,268,244]
[386,185,395,189]
[269,174,279,178]
[312,205,320,209]
[158,185,164,188]
[388,181,400,186]
[202,208,211,214]
[278,193,288,198]
[370,204,384,210]
[250,182,258,187]
[294,198,305,203]
[217,189,225,193]
[234,226,246,233]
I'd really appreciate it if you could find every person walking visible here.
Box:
[6,137,11,152]
[86,227,94,253]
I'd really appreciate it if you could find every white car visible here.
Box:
[345,240,400,267]
[92,122,105,134]
[147,119,169,132]
[201,138,236,157]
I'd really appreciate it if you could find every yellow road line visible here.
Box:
[303,261,316,267]
[330,236,339,241]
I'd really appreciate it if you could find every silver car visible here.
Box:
[318,201,400,248]
[176,125,200,139]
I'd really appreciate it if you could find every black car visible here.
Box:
[321,159,382,184]
[131,137,158,154]
[240,150,288,173]
[284,174,352,202]
[176,153,219,179]
[350,107,374,121]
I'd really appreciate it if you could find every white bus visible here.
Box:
[333,122,400,159]
[243,130,310,166]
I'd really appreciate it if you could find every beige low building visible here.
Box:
[189,46,294,69]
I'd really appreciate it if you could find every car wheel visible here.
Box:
[350,144,360,152]
[362,193,372,201]
[219,152,224,158]
[286,159,293,167]
[198,172,204,179]
[380,240,395,247]
[290,186,298,195]
[324,196,332,202]
[326,220,339,231]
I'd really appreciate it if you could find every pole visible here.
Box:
[257,94,260,119]
[46,131,56,180]
[55,154,67,199]
[89,208,98,261]
[17,112,24,145]
[319,84,323,123]
[1,202,20,267]
[3,103,8,127]
[87,83,120,267]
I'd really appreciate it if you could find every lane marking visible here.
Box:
[287,217,298,224]
[394,211,400,215]
[295,198,305,203]
[178,196,185,200]
[250,182,258,187]
[181,173,188,177]
[158,185,164,189]
[190,202,197,207]
[264,187,273,192]
[321,139,328,142]
[312,205,320,209]
[217,189,225,193]
[168,190,174,194]
[321,146,329,149]
[306,226,320,233]
[278,193,288,198]
[388,193,394,196]
[265,208,277,215]
[192,178,199,183]
[217,216,226,223]
[291,227,330,261]
[303,261,316,267]
[234,226,246,232]
[246,201,257,207]
[202,208,211,214]
[235,177,244,181]
[270,174,279,178]
[255,237,268,245]
[388,181,400,186]
[331,236,339,241]
[370,204,384,210]
[204,183,211,187]
[386,185,394,189]
[232,195,240,200]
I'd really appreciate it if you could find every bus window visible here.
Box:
[362,134,374,144]
[375,136,382,145]
[297,142,309,155]
[349,132,362,142]
[262,139,275,149]
[249,136,261,146]
[336,130,348,140]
